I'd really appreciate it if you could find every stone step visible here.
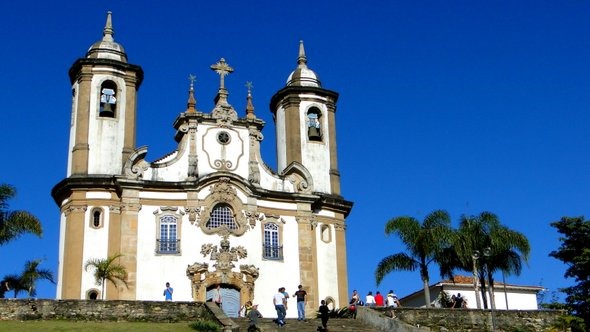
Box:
[233,317,378,331]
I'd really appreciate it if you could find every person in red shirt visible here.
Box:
[375,291,384,306]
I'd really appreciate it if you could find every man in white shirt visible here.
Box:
[273,287,287,326]
[366,291,376,307]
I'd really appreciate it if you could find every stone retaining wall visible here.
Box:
[0,299,215,322]
[0,299,565,332]
[361,306,565,332]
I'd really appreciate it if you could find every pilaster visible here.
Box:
[61,198,87,299]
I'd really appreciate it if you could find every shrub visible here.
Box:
[188,319,221,332]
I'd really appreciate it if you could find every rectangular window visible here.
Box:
[263,223,282,260]
[157,215,179,254]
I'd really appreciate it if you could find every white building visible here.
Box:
[52,12,352,319]
[400,275,543,310]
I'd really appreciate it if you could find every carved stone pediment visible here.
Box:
[186,236,259,303]
[198,178,251,236]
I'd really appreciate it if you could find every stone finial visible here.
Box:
[297,40,308,68]
[103,11,114,42]
[245,81,255,119]
[186,74,197,113]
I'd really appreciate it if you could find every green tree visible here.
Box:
[21,259,55,297]
[375,210,454,306]
[84,253,129,300]
[1,274,26,298]
[549,216,590,330]
[0,184,42,245]
[451,212,530,309]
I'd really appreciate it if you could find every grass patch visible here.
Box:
[0,321,197,331]
[188,319,222,331]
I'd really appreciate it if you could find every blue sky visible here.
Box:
[1,1,589,303]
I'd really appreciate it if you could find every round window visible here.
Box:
[217,131,230,144]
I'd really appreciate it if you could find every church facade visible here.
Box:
[52,12,352,318]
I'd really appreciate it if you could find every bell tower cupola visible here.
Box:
[270,41,342,195]
[67,11,143,176]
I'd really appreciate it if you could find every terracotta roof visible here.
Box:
[443,275,474,284]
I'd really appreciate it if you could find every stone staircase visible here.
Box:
[232,317,382,331]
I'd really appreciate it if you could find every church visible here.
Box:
[51,12,353,318]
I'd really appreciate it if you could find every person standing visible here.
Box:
[241,300,253,317]
[453,293,464,308]
[293,284,307,321]
[282,287,290,311]
[349,290,359,319]
[273,287,287,326]
[247,303,263,332]
[163,282,173,301]
[213,284,223,308]
[375,291,384,306]
[319,299,330,331]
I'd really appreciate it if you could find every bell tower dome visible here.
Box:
[270,41,341,195]
[67,11,143,176]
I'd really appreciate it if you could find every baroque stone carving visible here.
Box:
[248,161,260,184]
[213,159,233,170]
[244,210,263,228]
[201,236,247,273]
[185,206,202,224]
[124,147,150,179]
[288,173,310,193]
[210,178,236,202]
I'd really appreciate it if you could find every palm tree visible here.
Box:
[375,210,454,306]
[453,212,530,309]
[84,253,129,300]
[21,259,55,297]
[1,274,26,298]
[0,184,42,246]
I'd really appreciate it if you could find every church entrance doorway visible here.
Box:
[206,284,241,317]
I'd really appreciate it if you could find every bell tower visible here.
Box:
[67,11,143,176]
[270,41,341,195]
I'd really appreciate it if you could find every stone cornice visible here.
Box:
[68,58,144,87]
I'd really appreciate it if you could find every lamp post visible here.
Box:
[471,250,481,309]
[483,247,496,331]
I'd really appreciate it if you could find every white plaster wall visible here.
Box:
[131,197,304,318]
[148,151,190,181]
[275,107,287,173]
[416,286,541,310]
[316,223,341,307]
[246,215,302,318]
[494,290,539,310]
[80,206,110,299]
[56,213,67,298]
[256,200,297,211]
[316,210,335,218]
[257,164,296,193]
[197,126,250,179]
[139,192,187,200]
[86,192,112,199]
[298,100,331,194]
[87,75,127,175]
[135,206,199,302]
